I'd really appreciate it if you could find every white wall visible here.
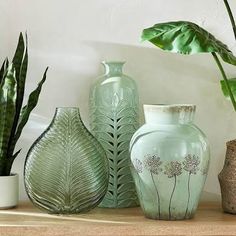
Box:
[1,0,236,201]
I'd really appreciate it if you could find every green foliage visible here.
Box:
[221,79,236,99]
[141,21,236,66]
[0,33,48,176]
[141,20,236,111]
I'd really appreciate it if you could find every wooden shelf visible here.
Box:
[0,201,235,235]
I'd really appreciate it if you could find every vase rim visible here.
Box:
[56,107,79,110]
[143,104,196,112]
[226,139,236,147]
[143,104,196,124]
[102,61,126,65]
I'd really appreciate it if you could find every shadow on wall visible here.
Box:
[82,40,223,118]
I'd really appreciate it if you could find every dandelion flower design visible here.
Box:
[144,154,162,219]
[164,161,182,220]
[201,166,208,175]
[131,158,145,212]
[183,154,200,174]
[144,154,162,175]
[182,154,200,218]
[132,158,143,173]
[164,161,182,178]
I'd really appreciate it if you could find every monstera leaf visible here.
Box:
[221,79,236,99]
[141,21,236,66]
[141,21,236,111]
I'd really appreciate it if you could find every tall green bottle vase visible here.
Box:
[89,61,139,208]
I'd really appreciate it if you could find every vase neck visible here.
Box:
[102,61,125,76]
[53,107,82,124]
[143,104,196,125]
[225,140,236,161]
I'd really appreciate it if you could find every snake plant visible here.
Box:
[141,0,236,111]
[0,33,48,176]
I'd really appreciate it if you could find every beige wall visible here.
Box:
[1,0,236,200]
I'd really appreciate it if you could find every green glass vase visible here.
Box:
[24,107,109,214]
[89,61,139,208]
[130,104,210,220]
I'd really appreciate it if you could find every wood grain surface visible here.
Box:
[0,201,235,236]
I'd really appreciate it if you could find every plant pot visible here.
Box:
[130,104,210,220]
[219,140,236,214]
[0,173,19,209]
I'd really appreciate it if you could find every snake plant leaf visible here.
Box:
[15,34,28,111]
[12,33,25,81]
[13,67,48,144]
[2,149,22,176]
[0,58,9,85]
[12,34,27,120]
[15,36,28,117]
[0,64,17,161]
[220,78,236,99]
[7,36,28,158]
[141,21,236,66]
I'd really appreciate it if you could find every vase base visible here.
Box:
[145,213,194,221]
[219,174,236,215]
[222,203,236,214]
[0,205,17,210]
[223,209,236,214]
[99,203,139,209]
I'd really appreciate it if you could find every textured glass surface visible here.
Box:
[89,61,139,208]
[130,105,210,220]
[24,107,109,214]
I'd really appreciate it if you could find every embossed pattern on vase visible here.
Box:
[24,108,109,214]
[132,154,207,220]
[89,61,139,208]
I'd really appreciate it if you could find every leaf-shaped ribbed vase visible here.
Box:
[24,107,109,214]
[89,61,139,208]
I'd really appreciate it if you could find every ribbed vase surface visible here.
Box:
[24,107,109,214]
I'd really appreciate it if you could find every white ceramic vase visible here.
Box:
[130,104,210,220]
[0,173,19,209]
